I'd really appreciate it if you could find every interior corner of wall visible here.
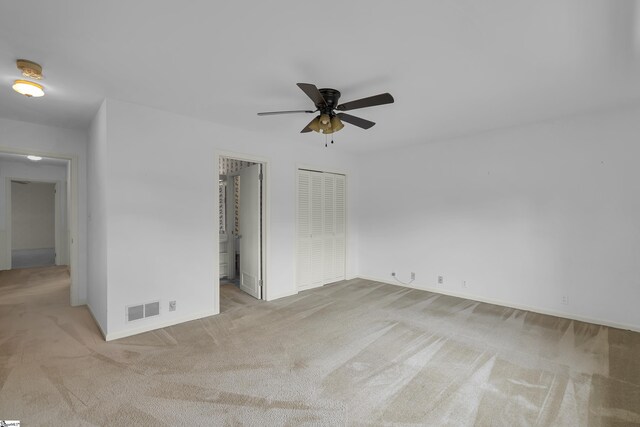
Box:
[86,301,108,341]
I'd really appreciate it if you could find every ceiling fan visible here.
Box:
[258,83,394,135]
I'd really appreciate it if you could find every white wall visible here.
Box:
[0,159,69,267]
[87,101,108,334]
[357,106,640,331]
[102,98,359,339]
[0,117,88,305]
[11,181,56,250]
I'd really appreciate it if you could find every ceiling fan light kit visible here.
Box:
[258,83,394,145]
[12,79,45,97]
[330,116,344,132]
[12,59,45,97]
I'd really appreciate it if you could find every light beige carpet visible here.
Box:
[0,266,639,426]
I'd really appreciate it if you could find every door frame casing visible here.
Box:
[0,147,81,306]
[216,150,270,305]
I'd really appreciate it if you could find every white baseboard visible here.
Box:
[357,275,640,333]
[105,309,220,342]
[72,298,87,307]
[86,303,107,340]
[297,283,324,292]
[267,289,298,301]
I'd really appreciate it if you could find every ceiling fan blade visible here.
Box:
[258,110,315,116]
[297,83,327,107]
[337,113,376,129]
[336,93,394,111]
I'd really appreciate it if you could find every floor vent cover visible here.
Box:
[126,301,160,322]
[145,301,160,318]
[127,304,144,322]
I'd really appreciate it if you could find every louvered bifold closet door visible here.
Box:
[297,170,346,289]
[309,172,325,287]
[296,170,312,288]
[323,174,336,282]
[333,174,346,281]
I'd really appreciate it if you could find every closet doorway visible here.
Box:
[296,168,346,290]
[219,155,267,304]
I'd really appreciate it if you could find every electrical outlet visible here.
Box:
[462,280,468,288]
[561,295,568,305]
[169,300,177,311]
[391,272,396,277]
[438,275,444,284]
[411,272,415,280]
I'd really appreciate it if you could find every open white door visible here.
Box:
[238,164,262,299]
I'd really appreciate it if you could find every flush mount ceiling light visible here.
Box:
[17,59,43,79]
[27,155,43,161]
[12,59,45,97]
[13,79,45,97]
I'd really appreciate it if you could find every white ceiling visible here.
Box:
[1,0,639,151]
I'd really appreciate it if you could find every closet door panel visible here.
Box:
[333,174,346,281]
[309,172,325,287]
[334,236,346,279]
[324,237,336,281]
[296,171,312,288]
[323,174,336,281]
[335,175,346,235]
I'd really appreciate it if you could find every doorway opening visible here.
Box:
[0,150,79,306]
[295,168,347,290]
[11,181,58,268]
[218,155,266,309]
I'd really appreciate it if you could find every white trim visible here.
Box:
[296,163,348,176]
[358,275,640,333]
[266,289,299,301]
[105,309,220,341]
[294,168,301,290]
[0,146,81,306]
[216,150,270,303]
[3,178,11,270]
[54,181,60,265]
[297,282,323,292]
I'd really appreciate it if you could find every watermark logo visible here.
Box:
[0,421,20,427]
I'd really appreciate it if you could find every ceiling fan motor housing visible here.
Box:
[318,88,341,114]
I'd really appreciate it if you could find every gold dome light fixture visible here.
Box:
[12,59,45,98]
[17,59,43,79]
